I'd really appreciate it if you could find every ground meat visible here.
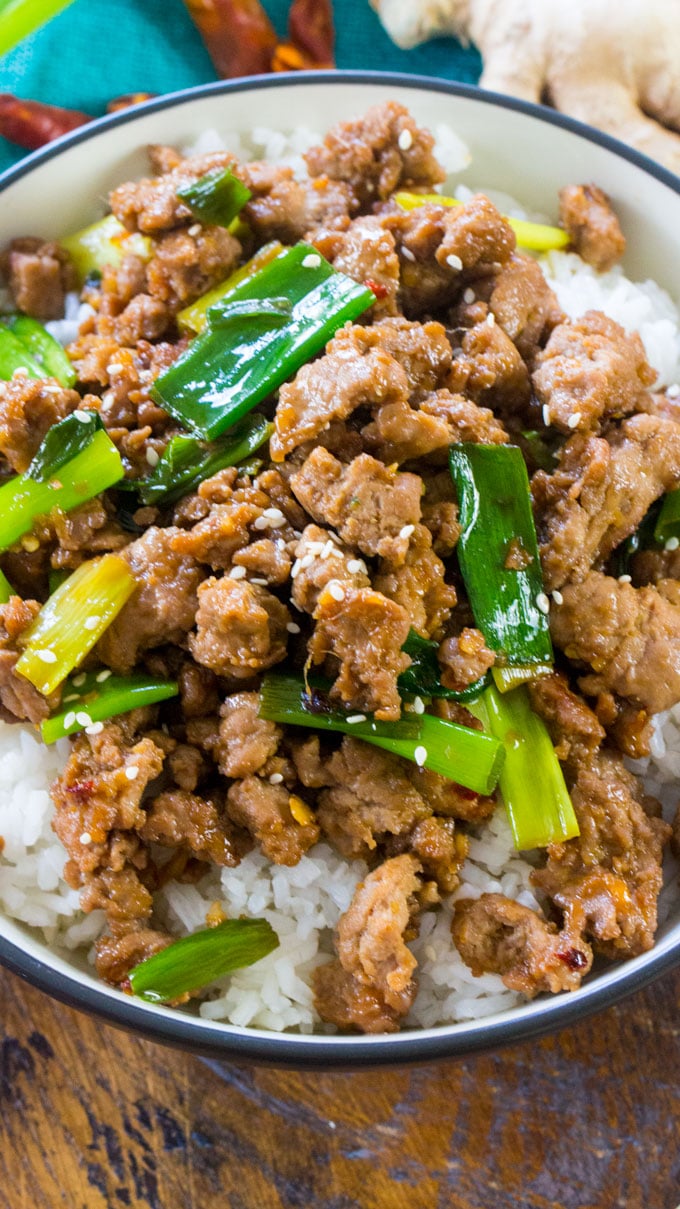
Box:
[3,237,72,320]
[559,184,626,272]
[340,317,453,394]
[97,527,204,674]
[178,660,221,718]
[140,789,251,866]
[421,473,461,556]
[374,524,457,639]
[452,894,593,996]
[311,217,400,318]
[550,571,680,714]
[50,498,129,571]
[438,628,496,691]
[527,673,605,764]
[313,854,422,1034]
[671,804,680,861]
[189,577,289,679]
[291,524,370,615]
[446,317,531,413]
[231,538,292,586]
[51,724,165,879]
[0,376,79,472]
[631,546,680,587]
[532,311,655,434]
[291,448,422,564]
[0,597,55,724]
[95,928,172,985]
[242,160,355,243]
[112,293,169,345]
[271,330,409,460]
[533,749,670,957]
[80,864,152,931]
[109,149,234,233]
[315,737,431,860]
[532,414,680,590]
[486,253,562,363]
[304,101,444,208]
[408,766,497,823]
[308,585,410,721]
[386,816,466,895]
[167,743,207,792]
[226,776,319,865]
[214,691,282,778]
[145,224,241,312]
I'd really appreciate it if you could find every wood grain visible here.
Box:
[1,966,678,1208]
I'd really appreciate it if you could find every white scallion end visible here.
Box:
[536,592,550,615]
[414,745,428,767]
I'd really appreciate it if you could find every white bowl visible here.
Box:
[1,72,678,1067]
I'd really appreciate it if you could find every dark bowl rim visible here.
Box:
[0,69,679,1069]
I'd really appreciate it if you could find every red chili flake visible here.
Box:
[557,948,589,971]
[65,779,95,803]
[365,278,388,299]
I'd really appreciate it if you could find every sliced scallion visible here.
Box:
[0,568,14,603]
[41,670,179,744]
[177,167,251,229]
[0,326,45,380]
[129,918,279,1003]
[177,240,284,335]
[398,628,489,702]
[1,312,76,387]
[393,191,570,252]
[59,213,152,284]
[654,489,680,547]
[137,415,273,507]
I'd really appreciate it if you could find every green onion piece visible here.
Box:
[0,0,74,56]
[47,567,69,594]
[1,313,76,387]
[0,325,46,380]
[469,684,579,849]
[259,672,420,739]
[129,918,279,1004]
[137,415,273,507]
[398,628,489,702]
[15,554,136,695]
[653,489,680,547]
[0,568,14,603]
[41,670,178,744]
[259,673,504,796]
[59,214,151,285]
[177,240,284,335]
[27,409,102,483]
[0,428,124,552]
[151,243,374,440]
[492,663,554,693]
[177,167,251,229]
[449,444,553,677]
[393,191,570,252]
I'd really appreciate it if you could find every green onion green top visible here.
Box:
[59,213,151,284]
[137,415,273,507]
[1,312,76,387]
[177,167,252,229]
[129,918,279,1003]
[398,628,489,702]
[41,670,179,744]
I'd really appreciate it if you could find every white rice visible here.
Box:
[1,121,679,1032]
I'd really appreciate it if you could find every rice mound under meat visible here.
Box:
[1,122,679,1033]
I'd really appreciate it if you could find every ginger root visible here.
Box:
[371,0,680,172]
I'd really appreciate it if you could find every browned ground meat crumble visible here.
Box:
[0,101,675,1034]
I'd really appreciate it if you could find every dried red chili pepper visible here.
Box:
[182,0,278,78]
[0,94,92,150]
[288,0,335,67]
[106,93,157,114]
[271,42,318,72]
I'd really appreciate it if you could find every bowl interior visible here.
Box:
[0,74,679,1064]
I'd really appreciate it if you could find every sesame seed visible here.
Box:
[125,765,139,781]
[414,745,428,767]
[413,696,425,715]
[536,592,550,614]
[269,772,284,784]
[290,560,301,580]
[347,559,364,574]
[346,714,367,724]
[486,312,495,326]
[552,590,564,605]
[73,673,86,687]
[398,128,413,150]
[618,574,632,584]
[667,383,680,398]
[302,253,322,269]
[263,507,285,522]
[63,711,77,729]
[463,288,475,304]
[666,536,680,551]
[229,565,247,579]
[107,362,124,375]
[401,246,416,262]
[542,404,551,426]
[399,524,415,540]
[21,535,40,552]
[80,832,92,845]
[73,409,90,422]
[253,515,270,530]
[250,578,268,586]
[86,721,104,735]
[299,554,314,570]
[84,615,101,631]
[36,649,57,664]
[146,447,160,467]
[286,622,301,634]
[76,711,93,727]
[63,694,80,703]
[446,253,463,270]
[96,669,112,683]
[328,580,345,602]
[188,223,202,237]
[567,412,581,429]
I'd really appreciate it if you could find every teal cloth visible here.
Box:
[0,0,480,174]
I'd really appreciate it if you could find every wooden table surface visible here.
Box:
[1,965,679,1209]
